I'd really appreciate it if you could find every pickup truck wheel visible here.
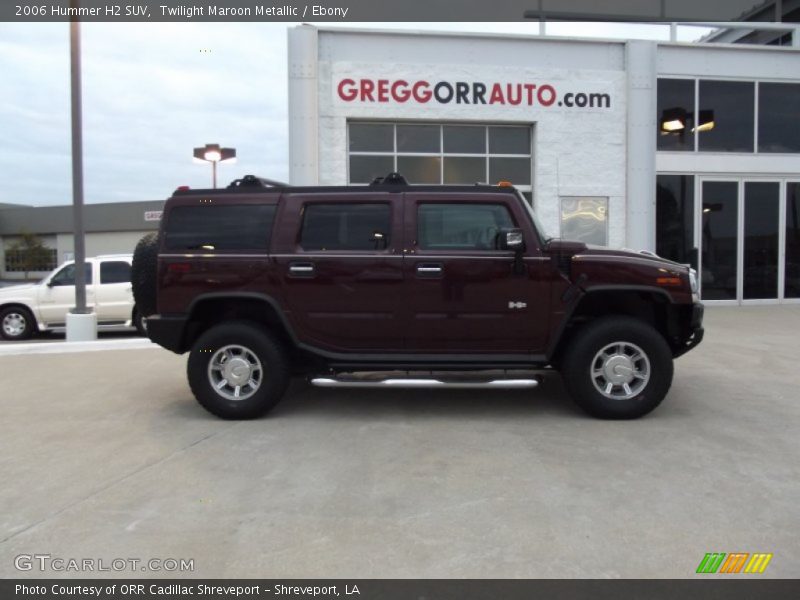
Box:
[187,321,289,419]
[561,316,673,419]
[0,306,36,341]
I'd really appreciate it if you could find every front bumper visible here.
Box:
[145,314,188,354]
[674,302,704,358]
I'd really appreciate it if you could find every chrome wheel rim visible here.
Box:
[591,341,650,400]
[2,312,26,337]
[207,344,263,401]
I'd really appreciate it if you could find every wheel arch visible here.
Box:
[181,292,298,354]
[548,286,685,366]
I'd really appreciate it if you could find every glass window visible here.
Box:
[443,157,486,184]
[701,181,738,300]
[785,183,800,298]
[347,122,533,197]
[349,123,393,152]
[758,83,800,153]
[743,182,780,300]
[489,127,530,154]
[417,203,514,251]
[50,263,93,286]
[100,261,131,284]
[443,125,485,154]
[657,79,695,152]
[397,156,441,184]
[300,204,391,251]
[656,175,696,267]
[698,80,755,152]
[165,205,276,251]
[397,125,439,153]
[4,248,57,273]
[560,197,608,246]
[489,157,531,185]
[349,155,394,184]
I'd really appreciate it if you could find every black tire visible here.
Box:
[133,308,148,337]
[561,316,674,419]
[187,321,290,419]
[0,306,36,341]
[131,232,159,317]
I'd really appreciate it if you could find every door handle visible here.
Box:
[288,262,315,277]
[416,263,444,278]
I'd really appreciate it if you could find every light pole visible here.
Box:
[193,143,236,188]
[66,2,96,342]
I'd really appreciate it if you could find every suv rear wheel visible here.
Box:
[187,321,290,419]
[561,316,673,419]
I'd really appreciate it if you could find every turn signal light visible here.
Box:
[656,276,682,286]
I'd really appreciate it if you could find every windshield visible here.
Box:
[517,191,550,245]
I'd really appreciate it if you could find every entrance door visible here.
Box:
[699,179,782,303]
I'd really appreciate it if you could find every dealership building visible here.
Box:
[287,24,800,304]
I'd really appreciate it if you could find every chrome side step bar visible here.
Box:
[310,377,539,389]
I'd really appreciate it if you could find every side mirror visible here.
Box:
[46,280,55,288]
[497,228,525,252]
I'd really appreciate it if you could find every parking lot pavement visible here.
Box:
[0,330,141,345]
[1,306,799,579]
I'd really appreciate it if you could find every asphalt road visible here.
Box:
[0,306,798,578]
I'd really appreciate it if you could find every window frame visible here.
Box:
[347,121,533,197]
[297,201,394,253]
[414,201,518,253]
[99,260,132,285]
[163,203,278,253]
[657,76,800,156]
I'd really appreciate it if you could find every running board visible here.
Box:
[310,377,540,389]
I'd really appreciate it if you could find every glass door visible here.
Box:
[786,182,800,300]
[700,181,739,301]
[699,179,783,304]
[743,182,780,301]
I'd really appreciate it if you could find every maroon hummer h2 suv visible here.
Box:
[132,173,704,420]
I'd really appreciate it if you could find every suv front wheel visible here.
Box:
[187,321,290,419]
[561,316,674,419]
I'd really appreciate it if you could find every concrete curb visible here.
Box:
[0,338,159,356]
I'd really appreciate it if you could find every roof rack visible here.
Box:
[226,174,288,189]
[370,172,409,186]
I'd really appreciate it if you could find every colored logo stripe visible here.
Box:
[744,553,773,574]
[697,553,726,574]
[719,553,749,573]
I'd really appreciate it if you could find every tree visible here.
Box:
[8,231,54,280]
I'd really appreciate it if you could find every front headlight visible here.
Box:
[689,268,698,294]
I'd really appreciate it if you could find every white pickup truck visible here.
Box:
[0,254,145,341]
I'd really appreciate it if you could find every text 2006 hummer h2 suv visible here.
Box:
[132,173,704,420]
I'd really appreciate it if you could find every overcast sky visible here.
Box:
[0,21,709,206]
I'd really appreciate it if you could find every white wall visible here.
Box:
[307,29,630,247]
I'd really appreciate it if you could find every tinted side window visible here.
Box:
[100,261,131,284]
[50,263,93,286]
[300,203,391,251]
[418,203,514,250]
[165,205,276,251]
